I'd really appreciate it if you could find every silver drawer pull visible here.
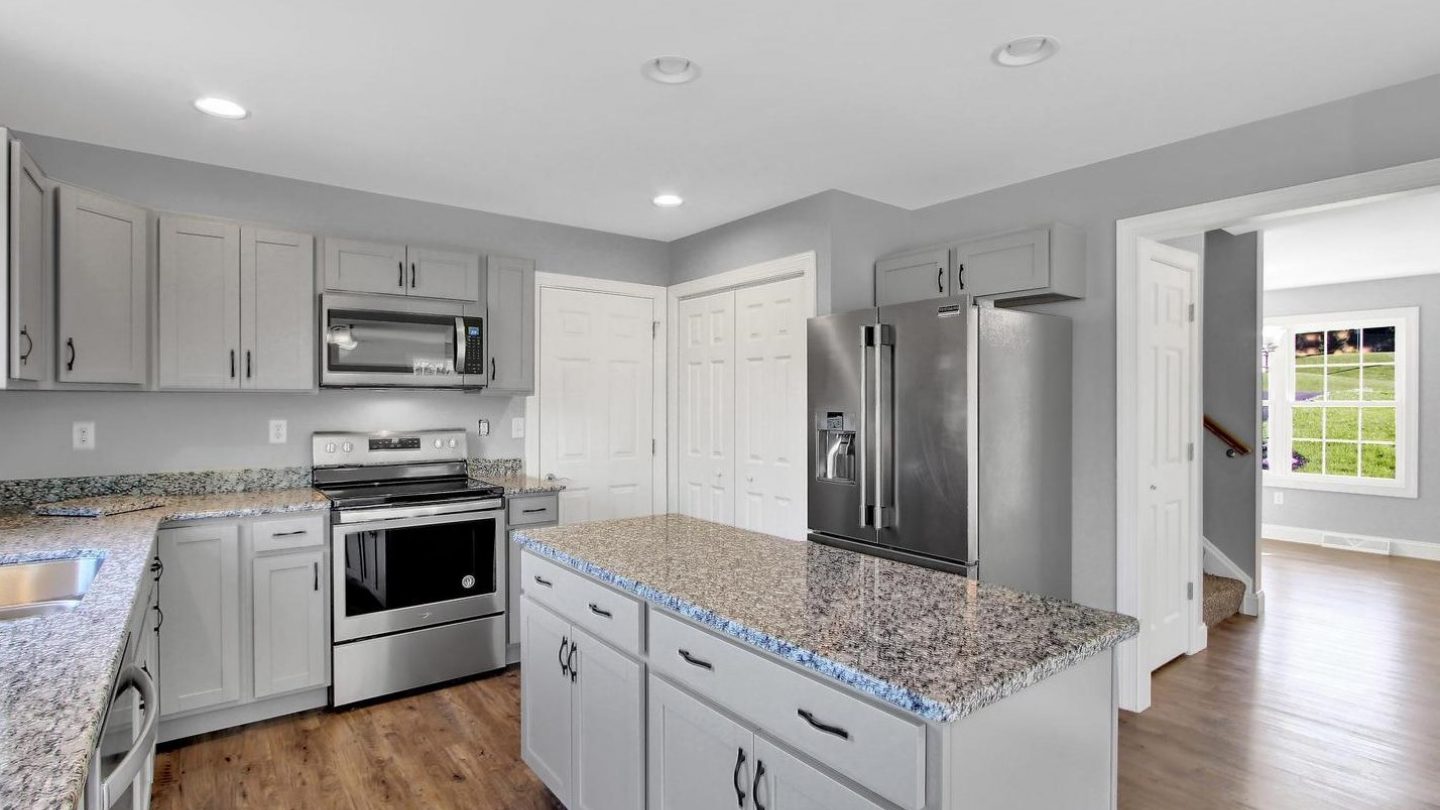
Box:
[271,530,308,537]
[678,649,713,670]
[533,575,553,587]
[797,708,850,740]
[588,603,612,618]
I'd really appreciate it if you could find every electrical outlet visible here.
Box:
[72,421,96,451]
[511,417,525,439]
[269,419,288,444]
[478,419,490,437]
[1273,490,1284,505]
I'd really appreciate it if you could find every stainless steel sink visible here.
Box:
[0,556,103,620]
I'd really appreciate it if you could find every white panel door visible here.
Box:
[647,675,755,810]
[252,550,327,698]
[571,627,644,810]
[753,734,884,810]
[241,227,315,390]
[539,286,655,523]
[158,216,241,389]
[158,523,241,716]
[521,596,575,805]
[1137,239,1197,672]
[8,139,50,382]
[676,291,735,524]
[56,185,148,384]
[734,278,807,539]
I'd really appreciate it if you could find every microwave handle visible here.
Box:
[456,317,467,375]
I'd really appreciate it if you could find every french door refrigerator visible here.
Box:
[807,296,1073,599]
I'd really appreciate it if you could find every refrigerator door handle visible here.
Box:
[874,323,895,529]
[858,324,872,528]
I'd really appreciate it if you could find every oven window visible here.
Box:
[342,518,498,617]
[326,308,457,376]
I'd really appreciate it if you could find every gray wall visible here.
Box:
[1202,231,1261,577]
[1263,275,1439,543]
[666,72,1440,609]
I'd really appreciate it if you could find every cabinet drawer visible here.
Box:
[251,513,326,553]
[648,609,925,810]
[508,495,558,526]
[521,551,643,657]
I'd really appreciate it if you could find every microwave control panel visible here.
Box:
[461,318,486,375]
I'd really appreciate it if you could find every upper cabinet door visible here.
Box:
[953,228,1049,297]
[158,215,241,389]
[875,248,950,306]
[56,184,148,385]
[323,238,406,295]
[242,227,315,390]
[8,138,51,382]
[407,246,480,301]
[485,255,535,392]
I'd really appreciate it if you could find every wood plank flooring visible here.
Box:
[154,540,1440,809]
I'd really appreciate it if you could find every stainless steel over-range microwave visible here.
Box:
[320,293,487,389]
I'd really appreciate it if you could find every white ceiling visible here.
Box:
[4,1,1440,241]
[1261,190,1440,290]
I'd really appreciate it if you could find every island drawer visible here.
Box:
[521,551,644,656]
[648,609,925,810]
[251,513,326,553]
[508,494,558,527]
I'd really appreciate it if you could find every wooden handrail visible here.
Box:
[1203,415,1252,457]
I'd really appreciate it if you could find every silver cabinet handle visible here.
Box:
[93,664,159,809]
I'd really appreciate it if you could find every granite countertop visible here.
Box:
[0,489,329,810]
[514,514,1138,724]
[481,474,567,496]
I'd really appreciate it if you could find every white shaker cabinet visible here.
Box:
[158,216,241,389]
[875,223,1086,307]
[752,735,886,810]
[7,137,52,383]
[647,675,758,810]
[521,596,576,805]
[240,227,315,390]
[157,523,242,716]
[251,549,327,698]
[874,248,950,306]
[56,184,149,385]
[323,238,480,302]
[485,255,535,393]
[409,246,481,301]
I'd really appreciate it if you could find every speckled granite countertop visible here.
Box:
[482,474,566,496]
[514,514,1138,724]
[0,489,329,810]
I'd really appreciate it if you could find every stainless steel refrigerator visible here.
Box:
[807,296,1073,599]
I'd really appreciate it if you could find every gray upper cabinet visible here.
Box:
[485,255,535,393]
[159,216,241,389]
[409,246,480,301]
[241,227,315,390]
[323,238,480,302]
[875,248,950,306]
[875,223,1086,307]
[56,184,149,385]
[8,137,52,383]
[160,218,315,391]
[323,237,407,295]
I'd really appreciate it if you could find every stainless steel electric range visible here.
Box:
[312,429,507,706]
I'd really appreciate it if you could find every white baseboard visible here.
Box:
[1263,523,1440,562]
[1201,537,1261,617]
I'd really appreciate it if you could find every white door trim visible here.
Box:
[526,271,668,516]
[1116,155,1440,712]
[665,251,818,513]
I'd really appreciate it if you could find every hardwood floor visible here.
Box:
[155,540,1440,809]
[1119,540,1440,810]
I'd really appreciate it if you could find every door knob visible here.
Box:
[1149,484,1157,491]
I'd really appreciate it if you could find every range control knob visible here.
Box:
[447,438,459,449]
[434,439,444,449]
[341,441,354,453]
[324,442,337,453]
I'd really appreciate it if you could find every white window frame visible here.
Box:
[1263,306,1419,498]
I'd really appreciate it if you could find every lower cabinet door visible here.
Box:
[521,596,575,805]
[753,735,884,810]
[572,627,644,810]
[158,523,241,716]
[252,550,327,698]
[648,674,755,810]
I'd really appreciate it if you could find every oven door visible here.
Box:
[331,505,505,642]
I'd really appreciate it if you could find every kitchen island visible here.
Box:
[514,513,1138,810]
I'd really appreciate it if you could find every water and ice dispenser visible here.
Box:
[815,411,856,484]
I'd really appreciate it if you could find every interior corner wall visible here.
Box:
[1262,274,1440,545]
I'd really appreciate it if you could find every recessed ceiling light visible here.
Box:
[641,56,701,85]
[193,97,249,119]
[652,193,684,208]
[991,36,1060,68]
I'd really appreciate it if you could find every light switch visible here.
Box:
[72,422,96,451]
[269,420,288,444]
[511,417,525,439]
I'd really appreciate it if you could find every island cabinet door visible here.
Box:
[571,627,644,810]
[521,596,575,805]
[648,674,756,810]
[752,735,885,810]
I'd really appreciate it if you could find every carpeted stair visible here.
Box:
[1202,573,1246,628]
